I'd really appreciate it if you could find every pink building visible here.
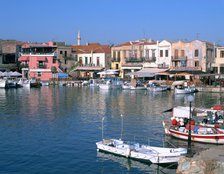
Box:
[18,42,61,81]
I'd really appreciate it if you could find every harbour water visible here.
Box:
[0,87,223,174]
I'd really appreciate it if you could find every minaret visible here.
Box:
[77,31,81,45]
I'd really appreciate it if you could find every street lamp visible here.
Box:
[120,114,123,140]
[187,95,194,157]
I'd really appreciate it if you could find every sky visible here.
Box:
[0,0,224,45]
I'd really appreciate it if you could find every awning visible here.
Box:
[36,57,47,61]
[97,69,119,75]
[18,56,29,61]
[58,72,69,78]
[127,68,168,77]
[74,66,104,71]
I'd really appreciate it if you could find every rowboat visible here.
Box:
[96,139,187,164]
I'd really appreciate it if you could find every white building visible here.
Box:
[158,40,172,68]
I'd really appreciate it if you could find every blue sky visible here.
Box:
[0,0,223,45]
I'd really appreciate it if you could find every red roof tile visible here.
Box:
[71,43,111,54]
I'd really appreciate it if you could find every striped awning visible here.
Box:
[127,68,168,77]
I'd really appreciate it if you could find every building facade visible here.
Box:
[18,41,60,81]
[54,42,74,73]
[0,40,24,71]
[71,43,111,79]
[157,40,172,68]
[171,40,214,72]
[213,46,224,74]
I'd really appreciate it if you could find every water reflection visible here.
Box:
[97,151,176,174]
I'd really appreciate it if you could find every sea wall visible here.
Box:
[177,146,224,174]
[197,86,224,92]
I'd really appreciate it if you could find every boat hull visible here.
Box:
[168,128,224,144]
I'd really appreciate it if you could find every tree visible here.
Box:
[51,66,57,79]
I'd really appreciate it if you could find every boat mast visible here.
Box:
[102,117,104,140]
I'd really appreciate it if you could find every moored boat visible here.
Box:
[163,106,224,144]
[0,79,8,88]
[147,82,168,92]
[96,139,187,164]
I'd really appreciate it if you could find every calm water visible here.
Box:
[0,87,223,174]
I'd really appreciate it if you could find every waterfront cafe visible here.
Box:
[126,67,168,80]
[71,66,104,79]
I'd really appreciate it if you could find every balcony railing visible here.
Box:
[144,57,156,62]
[20,64,29,68]
[125,57,144,63]
[171,56,187,61]
[38,64,47,68]
[111,58,121,62]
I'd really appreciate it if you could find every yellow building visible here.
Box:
[111,40,155,79]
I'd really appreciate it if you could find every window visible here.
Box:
[195,49,199,57]
[134,50,137,58]
[165,50,168,57]
[65,51,67,57]
[64,59,67,64]
[174,49,178,58]
[160,50,163,57]
[90,57,92,64]
[146,49,149,59]
[38,72,41,77]
[152,50,156,58]
[97,57,100,66]
[85,57,88,65]
[117,51,120,59]
[79,57,82,65]
[195,61,199,67]
[53,58,56,63]
[113,51,116,59]
[123,50,126,58]
[60,51,63,54]
[220,51,224,58]
[181,50,185,57]
[139,50,143,58]
[116,64,119,69]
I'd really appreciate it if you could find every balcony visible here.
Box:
[125,57,144,63]
[20,63,29,69]
[172,56,187,61]
[144,57,156,62]
[111,58,121,62]
[37,64,47,69]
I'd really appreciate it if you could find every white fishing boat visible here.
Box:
[18,78,30,88]
[96,139,187,164]
[0,79,8,88]
[98,77,122,90]
[89,79,99,87]
[147,82,168,92]
[122,81,131,90]
[41,81,50,86]
[174,85,196,94]
[96,117,187,164]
